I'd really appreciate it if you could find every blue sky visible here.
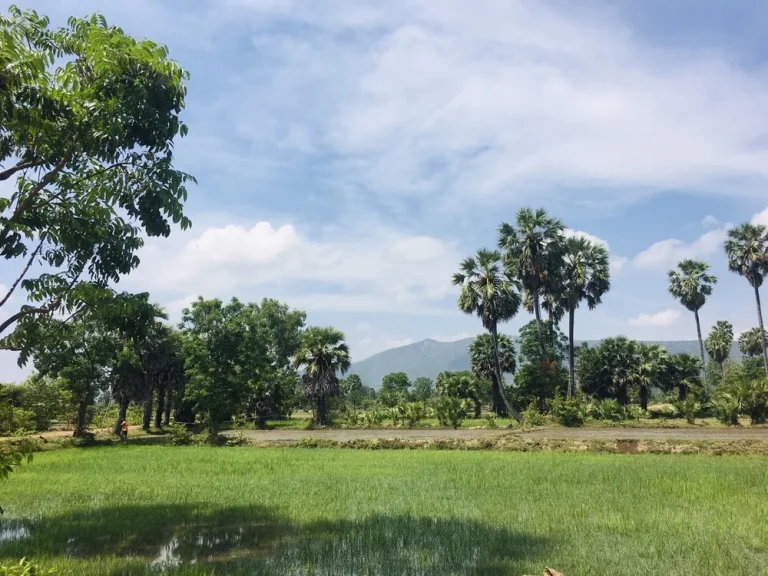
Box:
[2,0,768,379]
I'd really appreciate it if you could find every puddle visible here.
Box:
[0,523,30,544]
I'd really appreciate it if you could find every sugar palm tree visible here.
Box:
[725,223,768,376]
[469,332,517,416]
[452,249,522,421]
[667,260,717,376]
[738,327,768,358]
[633,343,668,410]
[669,352,702,401]
[292,326,351,426]
[560,237,611,396]
[705,320,734,368]
[498,208,565,355]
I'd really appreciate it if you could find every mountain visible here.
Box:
[349,337,742,389]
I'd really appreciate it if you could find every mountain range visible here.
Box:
[349,337,742,389]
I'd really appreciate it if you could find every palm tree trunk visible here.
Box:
[694,310,707,382]
[154,384,166,429]
[640,386,648,411]
[113,398,129,435]
[490,324,522,422]
[315,395,326,426]
[568,307,576,397]
[142,393,153,431]
[533,287,546,356]
[490,373,505,416]
[755,283,768,377]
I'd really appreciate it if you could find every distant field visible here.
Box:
[2,447,767,575]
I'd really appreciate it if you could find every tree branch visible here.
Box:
[0,306,48,336]
[9,146,75,221]
[0,237,45,309]
[0,158,46,182]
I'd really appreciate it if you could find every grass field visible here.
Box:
[1,447,766,575]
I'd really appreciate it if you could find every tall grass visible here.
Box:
[1,447,766,575]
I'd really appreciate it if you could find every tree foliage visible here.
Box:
[705,320,734,366]
[0,7,193,345]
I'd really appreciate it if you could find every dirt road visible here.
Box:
[225,426,768,442]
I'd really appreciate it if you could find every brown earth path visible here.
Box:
[224,426,768,442]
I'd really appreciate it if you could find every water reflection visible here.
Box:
[148,525,266,569]
[0,522,30,544]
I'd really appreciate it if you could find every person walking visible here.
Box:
[120,419,129,442]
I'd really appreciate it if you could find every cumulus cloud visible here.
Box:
[752,207,768,226]
[633,227,731,270]
[702,215,718,227]
[127,218,463,315]
[564,229,628,273]
[629,309,681,327]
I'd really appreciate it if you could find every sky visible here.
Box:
[2,0,768,380]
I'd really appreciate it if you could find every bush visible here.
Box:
[741,378,768,425]
[587,399,636,422]
[549,392,585,427]
[484,414,498,428]
[713,394,740,426]
[402,402,428,428]
[167,423,192,446]
[361,407,384,428]
[673,396,700,424]
[0,559,56,575]
[434,397,468,429]
[522,403,546,427]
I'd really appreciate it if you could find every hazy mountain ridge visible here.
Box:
[350,337,741,389]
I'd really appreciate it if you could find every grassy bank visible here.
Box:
[2,447,767,575]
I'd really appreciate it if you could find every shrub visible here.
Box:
[673,396,700,424]
[167,423,192,446]
[434,397,468,429]
[484,414,498,428]
[549,392,585,427]
[741,378,768,425]
[402,402,428,428]
[387,405,404,426]
[362,407,384,428]
[587,399,636,422]
[713,394,740,426]
[522,403,546,427]
[0,559,56,575]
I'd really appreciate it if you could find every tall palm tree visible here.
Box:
[469,332,517,416]
[560,237,611,396]
[452,249,522,421]
[498,207,565,355]
[292,326,351,426]
[633,343,668,410]
[725,223,768,376]
[667,260,717,377]
[705,320,734,368]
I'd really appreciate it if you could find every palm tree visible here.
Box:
[498,207,565,355]
[560,237,611,396]
[633,344,668,410]
[669,352,702,401]
[452,249,522,421]
[469,333,517,415]
[667,260,717,377]
[705,320,734,368]
[293,326,350,426]
[738,327,768,358]
[725,223,768,376]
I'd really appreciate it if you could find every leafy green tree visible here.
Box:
[180,298,262,434]
[705,321,734,368]
[738,327,768,358]
[0,8,193,345]
[17,373,71,431]
[469,333,516,415]
[498,207,565,354]
[725,223,768,376]
[293,326,351,426]
[411,377,434,402]
[452,249,521,420]
[512,320,568,410]
[435,371,487,417]
[632,344,668,410]
[559,236,611,396]
[340,374,364,406]
[664,353,703,401]
[379,372,411,407]
[668,260,717,374]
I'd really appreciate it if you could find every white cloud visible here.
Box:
[752,207,768,226]
[702,215,718,227]
[127,218,463,315]
[355,321,372,331]
[201,0,768,208]
[629,309,682,327]
[633,227,731,269]
[564,228,627,273]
